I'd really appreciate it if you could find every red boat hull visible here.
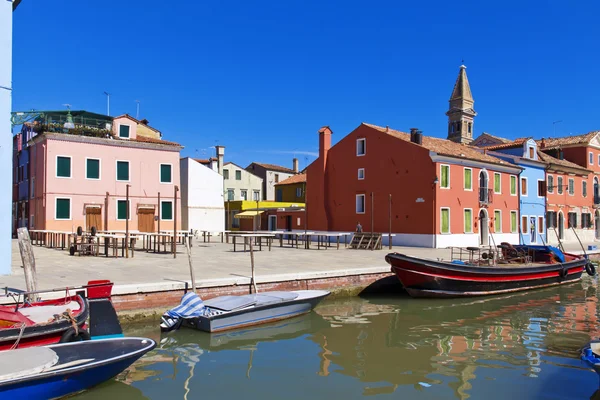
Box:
[385,252,588,298]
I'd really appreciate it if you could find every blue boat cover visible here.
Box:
[165,292,212,319]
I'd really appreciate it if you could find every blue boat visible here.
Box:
[0,337,156,399]
[582,341,600,375]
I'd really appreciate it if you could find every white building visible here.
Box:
[0,1,17,275]
[246,160,298,201]
[180,157,225,233]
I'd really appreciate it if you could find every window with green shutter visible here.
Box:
[117,161,129,181]
[464,168,472,190]
[494,173,501,193]
[86,159,100,180]
[117,200,129,220]
[440,165,450,188]
[55,198,70,220]
[464,209,472,233]
[161,201,173,220]
[441,208,450,233]
[511,211,517,233]
[510,176,517,195]
[119,125,130,138]
[56,156,71,178]
[494,210,502,232]
[160,164,172,183]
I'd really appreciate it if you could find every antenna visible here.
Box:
[552,120,562,136]
[135,100,140,120]
[103,91,110,116]
[62,103,71,110]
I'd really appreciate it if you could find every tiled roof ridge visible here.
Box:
[249,162,296,174]
[276,173,306,185]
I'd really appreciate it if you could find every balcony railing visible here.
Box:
[479,187,493,205]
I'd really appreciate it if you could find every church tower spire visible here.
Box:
[446,65,477,144]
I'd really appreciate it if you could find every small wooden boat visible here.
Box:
[582,341,600,375]
[161,290,330,333]
[0,337,156,399]
[385,244,594,298]
[0,280,122,350]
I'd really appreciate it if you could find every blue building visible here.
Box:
[486,139,547,245]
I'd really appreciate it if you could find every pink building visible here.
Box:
[28,114,183,232]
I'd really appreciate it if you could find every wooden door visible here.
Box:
[86,207,102,232]
[138,208,155,232]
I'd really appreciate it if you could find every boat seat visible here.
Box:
[0,347,58,380]
[19,301,81,324]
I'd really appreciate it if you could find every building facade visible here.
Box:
[27,113,182,232]
[274,173,306,203]
[485,139,548,245]
[246,160,298,201]
[180,157,224,233]
[223,162,263,202]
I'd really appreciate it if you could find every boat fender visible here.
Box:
[559,267,568,280]
[59,327,91,343]
[586,262,596,277]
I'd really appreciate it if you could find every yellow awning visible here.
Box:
[234,210,264,219]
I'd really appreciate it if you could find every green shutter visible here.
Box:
[117,200,128,220]
[494,174,501,193]
[119,125,130,138]
[236,170,242,180]
[511,212,517,233]
[160,164,171,183]
[86,159,100,179]
[464,209,472,232]
[441,209,449,233]
[161,202,173,220]
[441,166,449,188]
[117,161,129,181]
[464,169,472,190]
[495,210,501,232]
[56,198,70,219]
[56,157,71,178]
[510,176,516,195]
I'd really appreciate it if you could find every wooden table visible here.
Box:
[96,233,137,258]
[230,234,275,252]
[145,233,186,253]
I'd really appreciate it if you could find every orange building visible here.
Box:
[306,66,524,248]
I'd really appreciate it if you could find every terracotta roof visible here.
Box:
[536,151,591,174]
[192,157,217,164]
[481,138,529,151]
[537,131,599,150]
[248,162,296,174]
[362,123,514,167]
[131,135,181,147]
[114,114,162,134]
[276,173,306,186]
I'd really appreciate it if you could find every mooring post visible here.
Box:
[388,194,392,250]
[17,228,38,301]
[249,238,258,294]
[186,237,196,293]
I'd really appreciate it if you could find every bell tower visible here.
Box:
[446,65,477,144]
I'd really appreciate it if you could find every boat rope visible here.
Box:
[54,308,78,335]
[10,323,27,350]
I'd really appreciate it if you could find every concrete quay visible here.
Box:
[3,239,598,316]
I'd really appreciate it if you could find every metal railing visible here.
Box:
[479,187,493,204]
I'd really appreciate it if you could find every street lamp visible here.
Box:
[103,91,111,116]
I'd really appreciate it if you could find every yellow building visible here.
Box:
[274,173,306,202]
[226,200,305,231]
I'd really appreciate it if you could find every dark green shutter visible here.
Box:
[117,200,128,220]
[161,202,173,220]
[160,164,171,183]
[117,161,129,181]
[56,198,70,219]
[87,159,100,179]
[119,125,130,138]
[57,157,71,178]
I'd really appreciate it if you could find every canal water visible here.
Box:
[76,278,600,399]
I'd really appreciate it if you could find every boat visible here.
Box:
[0,337,156,399]
[385,244,595,298]
[160,290,330,333]
[582,341,600,375]
[0,280,123,350]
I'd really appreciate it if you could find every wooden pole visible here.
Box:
[249,238,258,294]
[17,228,38,301]
[104,192,109,231]
[125,184,130,258]
[388,194,392,250]
[186,236,196,293]
[157,192,161,234]
[174,185,179,258]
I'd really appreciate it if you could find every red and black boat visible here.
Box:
[0,280,123,350]
[385,244,595,298]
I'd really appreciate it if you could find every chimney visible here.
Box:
[541,138,546,149]
[293,158,299,173]
[215,145,225,175]
[410,128,423,145]
[318,126,333,170]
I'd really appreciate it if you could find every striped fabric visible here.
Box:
[166,292,207,319]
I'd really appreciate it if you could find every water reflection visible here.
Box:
[73,279,600,399]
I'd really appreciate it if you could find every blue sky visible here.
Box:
[12,0,600,170]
